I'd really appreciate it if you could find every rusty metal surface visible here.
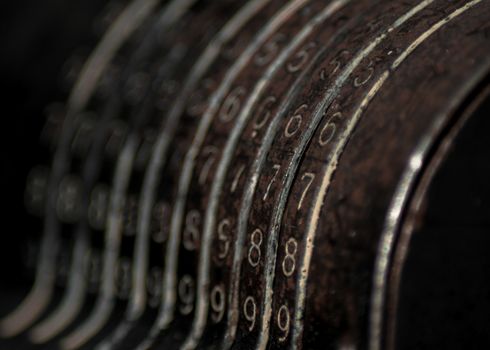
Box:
[0,0,489,349]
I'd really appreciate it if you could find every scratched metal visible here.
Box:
[232,1,429,349]
[300,1,490,349]
[271,0,485,348]
[178,1,350,349]
[195,1,375,349]
[134,2,310,349]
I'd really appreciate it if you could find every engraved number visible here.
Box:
[254,33,286,66]
[179,275,195,315]
[199,146,219,185]
[263,164,280,202]
[210,284,225,323]
[252,95,276,137]
[123,196,138,236]
[322,50,350,81]
[183,210,201,251]
[243,296,257,331]
[147,267,162,308]
[230,164,245,193]
[152,201,169,243]
[287,42,317,73]
[354,59,374,87]
[217,218,231,259]
[318,112,342,146]
[277,304,291,342]
[298,172,315,210]
[282,238,298,277]
[219,86,245,122]
[248,228,263,267]
[285,104,307,138]
[56,175,82,223]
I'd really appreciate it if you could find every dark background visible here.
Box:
[0,0,108,310]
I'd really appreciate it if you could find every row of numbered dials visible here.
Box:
[5,0,489,349]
